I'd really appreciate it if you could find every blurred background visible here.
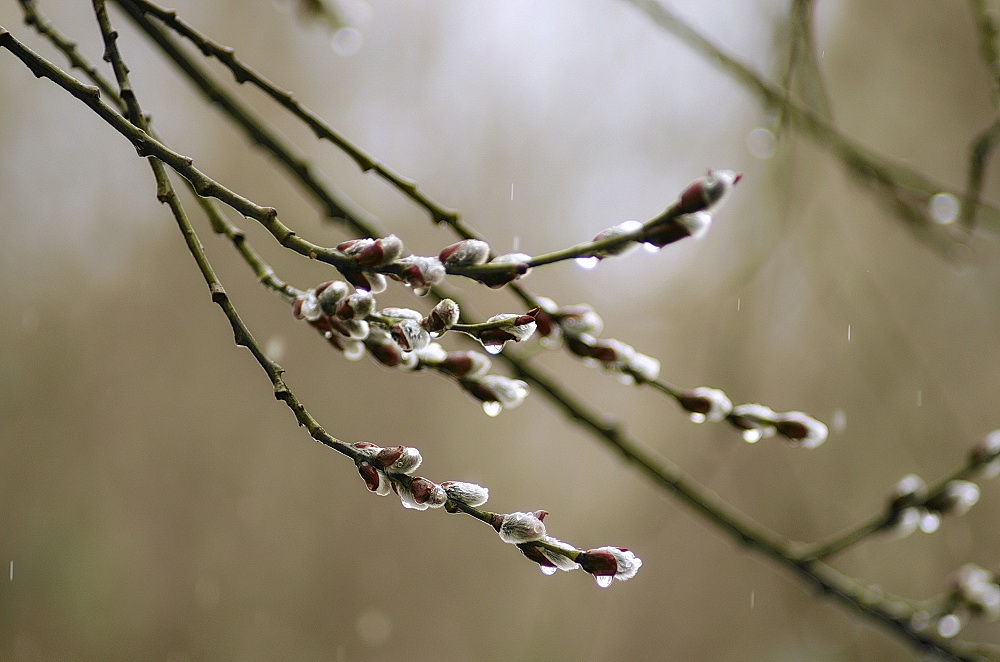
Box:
[2,0,999,660]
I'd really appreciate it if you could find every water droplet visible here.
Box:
[937,613,962,638]
[742,429,763,444]
[265,335,287,360]
[331,28,363,56]
[689,412,707,424]
[540,565,557,576]
[482,401,502,417]
[747,127,776,159]
[343,342,365,361]
[929,192,960,224]
[594,574,614,588]
[355,608,392,644]
[919,511,941,534]
[575,256,600,270]
[484,344,503,355]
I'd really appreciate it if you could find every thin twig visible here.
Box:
[961,0,1000,230]
[622,0,1000,242]
[8,9,997,657]
[800,449,999,563]
[82,5,591,571]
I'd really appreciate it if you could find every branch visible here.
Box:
[622,0,1000,243]
[82,4,638,586]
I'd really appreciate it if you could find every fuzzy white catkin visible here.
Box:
[498,512,546,544]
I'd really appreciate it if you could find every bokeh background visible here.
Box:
[2,1,999,660]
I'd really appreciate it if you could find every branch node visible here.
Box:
[209,282,226,303]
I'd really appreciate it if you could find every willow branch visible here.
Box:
[800,445,999,563]
[622,0,1000,242]
[961,1,1000,230]
[82,6,609,579]
[4,17,996,659]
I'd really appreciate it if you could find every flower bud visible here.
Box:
[357,461,391,496]
[556,305,604,336]
[398,350,420,371]
[642,211,713,248]
[407,477,448,509]
[531,307,558,339]
[623,352,660,383]
[886,506,922,538]
[423,299,460,334]
[925,480,980,517]
[293,290,322,322]
[374,445,422,475]
[335,318,370,341]
[730,403,779,443]
[971,430,1000,479]
[342,339,365,360]
[391,318,431,351]
[351,441,382,458]
[381,307,422,321]
[440,481,489,507]
[495,511,548,544]
[336,290,375,320]
[392,256,446,296]
[480,313,537,349]
[437,351,492,378]
[413,342,448,364]
[517,536,581,574]
[476,253,532,288]
[536,536,582,573]
[392,478,428,510]
[577,547,643,586]
[366,328,403,367]
[346,235,404,267]
[774,411,829,449]
[589,220,643,259]
[888,474,927,512]
[316,280,351,316]
[463,374,529,410]
[952,564,1000,620]
[677,387,733,423]
[674,170,741,215]
[439,239,491,266]
[342,267,387,294]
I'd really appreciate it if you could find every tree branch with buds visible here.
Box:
[5,2,1000,659]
